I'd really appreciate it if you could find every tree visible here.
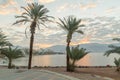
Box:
[57,16,84,71]
[13,3,53,69]
[0,31,12,47]
[23,48,40,56]
[114,58,120,71]
[0,30,12,58]
[0,46,24,69]
[104,38,120,71]
[104,38,120,56]
[69,45,89,72]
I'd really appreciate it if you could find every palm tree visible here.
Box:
[0,31,12,47]
[114,58,120,71]
[69,45,89,71]
[0,46,24,69]
[0,31,12,59]
[104,38,120,71]
[104,38,120,56]
[57,16,84,71]
[13,3,53,69]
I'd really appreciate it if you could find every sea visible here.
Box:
[0,53,119,67]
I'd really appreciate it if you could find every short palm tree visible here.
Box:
[57,16,84,71]
[13,3,53,69]
[69,45,89,71]
[0,31,12,47]
[104,38,120,71]
[114,58,120,71]
[104,38,120,56]
[0,46,24,69]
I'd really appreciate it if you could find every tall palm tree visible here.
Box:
[13,3,53,69]
[0,46,24,69]
[57,16,84,71]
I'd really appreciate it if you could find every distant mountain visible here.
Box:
[45,43,116,53]
[46,45,66,53]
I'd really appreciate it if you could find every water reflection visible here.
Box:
[0,53,119,67]
[76,54,91,66]
[32,55,51,66]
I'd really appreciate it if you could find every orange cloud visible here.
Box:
[70,35,91,45]
[57,4,68,12]
[0,8,21,15]
[0,0,17,8]
[105,7,118,13]
[0,0,21,15]
[24,0,33,3]
[34,43,53,49]
[39,0,55,4]
[79,35,91,44]
[80,3,97,10]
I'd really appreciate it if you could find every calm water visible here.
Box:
[0,53,119,67]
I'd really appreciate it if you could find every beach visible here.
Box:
[37,67,120,80]
[0,66,120,80]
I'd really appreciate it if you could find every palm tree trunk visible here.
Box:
[28,33,34,69]
[66,42,70,71]
[70,60,76,72]
[8,58,12,69]
[28,21,36,69]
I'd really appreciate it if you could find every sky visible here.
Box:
[0,0,120,49]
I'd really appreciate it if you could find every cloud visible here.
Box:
[0,7,21,15]
[57,3,79,13]
[0,0,21,15]
[24,0,34,3]
[105,7,120,14]
[80,3,97,10]
[34,43,53,49]
[2,16,120,48]
[56,2,97,13]
[57,3,68,12]
[39,0,55,4]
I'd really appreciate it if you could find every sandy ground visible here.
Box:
[37,67,120,80]
[0,66,120,80]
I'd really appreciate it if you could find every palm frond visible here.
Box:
[57,16,84,35]
[113,38,120,42]
[69,45,89,61]
[76,30,84,34]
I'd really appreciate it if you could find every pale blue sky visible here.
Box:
[0,0,120,49]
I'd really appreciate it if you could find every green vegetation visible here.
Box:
[23,48,40,56]
[0,31,12,47]
[0,30,12,58]
[57,16,84,71]
[69,45,89,72]
[114,58,120,71]
[13,3,53,69]
[104,38,120,71]
[0,46,24,69]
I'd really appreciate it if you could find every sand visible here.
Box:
[0,66,120,80]
[38,67,120,80]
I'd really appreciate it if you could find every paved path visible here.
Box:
[0,69,81,80]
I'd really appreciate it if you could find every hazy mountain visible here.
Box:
[45,43,114,53]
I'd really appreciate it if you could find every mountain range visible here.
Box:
[45,43,118,53]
